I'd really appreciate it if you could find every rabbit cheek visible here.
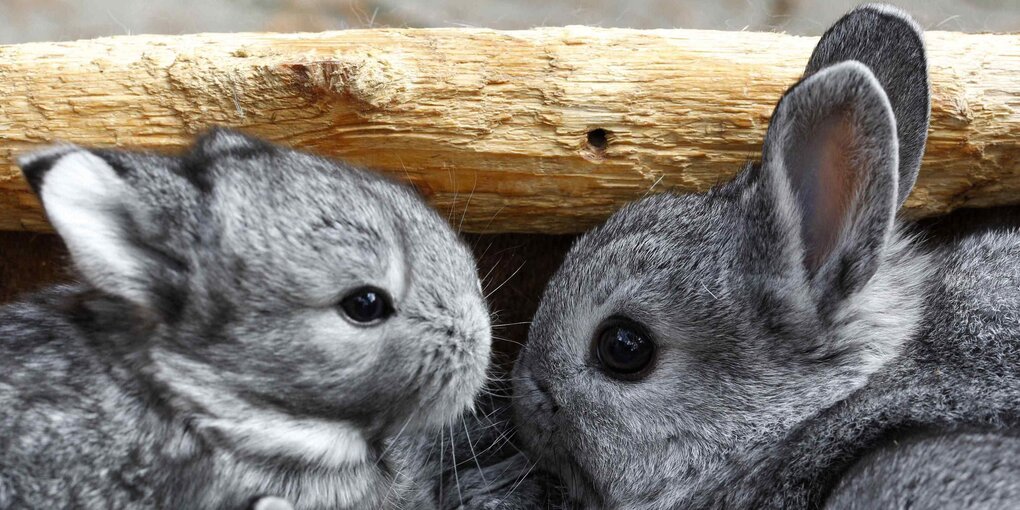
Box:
[304,310,387,364]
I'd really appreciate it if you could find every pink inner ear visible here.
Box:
[792,111,861,273]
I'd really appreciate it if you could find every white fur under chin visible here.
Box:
[200,416,389,509]
[150,351,371,470]
[149,351,390,508]
[198,411,369,468]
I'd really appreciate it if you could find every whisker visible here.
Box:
[495,454,543,506]
[492,336,526,348]
[396,156,413,184]
[642,173,666,198]
[458,172,478,234]
[449,424,464,507]
[462,415,489,486]
[479,258,504,291]
[492,321,533,329]
[474,426,518,458]
[447,166,458,222]
[374,403,420,468]
[485,262,526,300]
[438,426,445,506]
[702,282,720,300]
[475,235,499,265]
[480,204,507,235]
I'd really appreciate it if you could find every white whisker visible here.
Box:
[462,415,489,486]
[485,262,526,300]
[458,173,478,234]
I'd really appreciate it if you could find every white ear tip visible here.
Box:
[252,497,295,510]
[16,144,80,170]
[18,144,93,194]
[41,152,124,203]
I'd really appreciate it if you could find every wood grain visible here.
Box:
[1,27,1017,233]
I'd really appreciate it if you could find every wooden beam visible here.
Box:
[1,27,1018,234]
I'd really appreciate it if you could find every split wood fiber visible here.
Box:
[1,27,1017,233]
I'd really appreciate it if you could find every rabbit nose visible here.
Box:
[534,377,561,415]
[518,364,560,416]
[444,294,492,348]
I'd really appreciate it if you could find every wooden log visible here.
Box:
[0,27,1017,234]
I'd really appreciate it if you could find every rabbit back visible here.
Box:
[0,287,201,508]
[825,431,1020,510]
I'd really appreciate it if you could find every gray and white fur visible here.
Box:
[0,130,491,509]
[513,5,1020,509]
[826,431,1020,509]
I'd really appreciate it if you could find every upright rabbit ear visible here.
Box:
[805,4,929,209]
[19,147,187,311]
[760,61,898,306]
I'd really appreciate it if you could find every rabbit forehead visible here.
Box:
[536,192,736,340]
[200,149,476,305]
[191,143,481,311]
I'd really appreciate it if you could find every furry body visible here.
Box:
[509,5,1020,509]
[827,431,1020,510]
[0,288,399,509]
[0,130,491,509]
[686,227,1020,508]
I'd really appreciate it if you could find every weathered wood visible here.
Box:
[0,27,1017,233]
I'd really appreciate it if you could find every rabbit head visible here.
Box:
[18,129,492,468]
[512,5,931,507]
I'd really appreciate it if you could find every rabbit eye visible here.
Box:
[339,287,393,325]
[594,318,655,379]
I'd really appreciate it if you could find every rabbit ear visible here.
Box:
[19,147,185,310]
[181,128,276,192]
[805,4,929,209]
[193,127,274,159]
[760,61,898,304]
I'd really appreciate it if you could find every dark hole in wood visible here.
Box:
[586,128,610,151]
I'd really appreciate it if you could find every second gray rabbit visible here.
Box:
[0,130,492,509]
[512,5,1020,509]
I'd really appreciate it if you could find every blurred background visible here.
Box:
[1,0,1018,361]
[2,0,1018,44]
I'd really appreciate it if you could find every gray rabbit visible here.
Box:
[512,4,1020,509]
[0,129,492,509]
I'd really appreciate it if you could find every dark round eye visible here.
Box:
[594,318,655,379]
[339,287,393,324]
